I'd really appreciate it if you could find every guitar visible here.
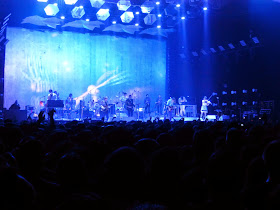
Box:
[167,105,177,111]
[100,104,111,112]
[124,100,135,110]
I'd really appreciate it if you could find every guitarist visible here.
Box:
[125,95,135,117]
[155,94,163,115]
[100,96,110,121]
[200,96,212,121]
[144,94,151,116]
[166,97,176,120]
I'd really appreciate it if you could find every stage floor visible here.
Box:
[54,116,200,123]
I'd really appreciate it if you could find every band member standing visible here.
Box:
[65,93,74,110]
[155,94,163,115]
[178,96,187,117]
[65,93,74,119]
[54,91,60,100]
[100,96,110,121]
[47,89,57,100]
[200,96,212,121]
[120,92,127,108]
[9,100,20,110]
[166,97,175,120]
[125,95,134,117]
[144,94,151,115]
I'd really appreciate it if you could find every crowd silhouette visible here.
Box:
[0,111,280,209]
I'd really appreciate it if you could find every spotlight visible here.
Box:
[192,51,198,57]
[181,16,185,20]
[253,101,258,105]
[218,46,225,51]
[210,48,216,53]
[157,25,161,28]
[201,49,207,55]
[242,102,247,105]
[176,4,180,7]
[37,0,48,2]
[156,1,160,5]
[222,91,227,95]
[231,102,237,106]
[231,91,237,94]
[222,103,227,106]
[44,4,60,16]
[228,43,235,49]
[242,90,247,93]
[252,89,258,93]
[54,3,58,6]
[252,37,260,44]
[158,14,162,17]
[240,40,247,47]
[64,0,78,5]
[112,21,116,24]
[203,7,208,11]
[135,23,139,26]
[86,18,90,21]
[135,11,140,15]
[61,16,65,19]
[79,5,83,9]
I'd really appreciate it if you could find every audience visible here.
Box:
[0,111,280,209]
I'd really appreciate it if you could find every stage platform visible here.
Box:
[53,116,201,123]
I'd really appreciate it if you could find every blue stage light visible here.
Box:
[181,16,185,20]
[158,14,162,17]
[203,7,207,11]
[37,0,48,2]
[157,25,161,28]
[61,16,65,20]
[176,4,180,7]
[121,11,134,23]
[156,2,160,5]
[44,4,60,16]
[135,23,139,26]
[64,0,78,5]
[112,21,116,24]
[96,9,110,21]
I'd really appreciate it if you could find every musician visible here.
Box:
[9,100,20,110]
[54,91,60,100]
[200,96,212,121]
[144,94,151,115]
[65,93,74,110]
[100,96,109,121]
[47,89,57,100]
[178,96,187,117]
[155,94,163,115]
[166,97,175,120]
[125,95,134,117]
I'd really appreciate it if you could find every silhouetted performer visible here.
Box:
[9,100,20,110]
[125,95,134,117]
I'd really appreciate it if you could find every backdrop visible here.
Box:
[4,27,166,111]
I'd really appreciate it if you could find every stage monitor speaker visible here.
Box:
[207,115,217,121]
